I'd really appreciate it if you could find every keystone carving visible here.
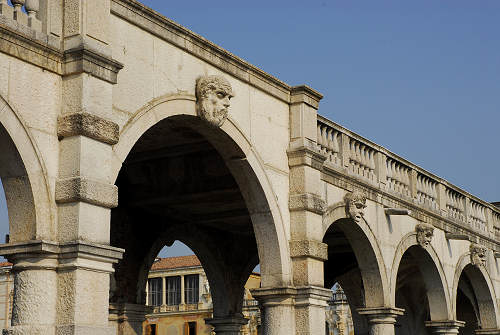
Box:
[345,191,367,224]
[470,244,487,267]
[416,223,434,248]
[195,75,234,127]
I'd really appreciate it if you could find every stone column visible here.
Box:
[109,303,152,335]
[0,242,59,335]
[424,321,465,334]
[288,85,329,334]
[251,287,297,335]
[205,315,248,335]
[357,307,404,335]
[161,277,166,307]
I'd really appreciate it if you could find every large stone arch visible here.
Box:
[452,251,499,329]
[112,93,292,287]
[322,201,390,307]
[0,95,54,241]
[390,231,452,320]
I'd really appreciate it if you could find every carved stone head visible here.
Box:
[416,223,434,248]
[345,191,367,224]
[196,75,234,127]
[470,244,487,267]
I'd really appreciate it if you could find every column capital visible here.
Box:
[250,286,297,306]
[425,320,465,334]
[357,307,405,324]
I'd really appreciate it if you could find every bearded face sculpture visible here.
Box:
[345,191,367,224]
[470,244,487,267]
[196,75,234,127]
[416,223,434,248]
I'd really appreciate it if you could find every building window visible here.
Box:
[184,274,199,304]
[148,278,162,306]
[166,276,181,305]
[184,321,196,335]
[145,324,157,335]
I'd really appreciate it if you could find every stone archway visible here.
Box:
[322,201,390,335]
[391,232,452,334]
[0,95,54,241]
[452,252,499,333]
[0,94,56,334]
[109,94,292,334]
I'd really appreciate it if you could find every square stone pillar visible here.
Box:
[424,320,465,335]
[358,307,404,335]
[53,2,124,334]
[288,85,330,334]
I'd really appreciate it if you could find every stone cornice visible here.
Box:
[291,85,323,109]
[320,165,500,250]
[0,19,62,74]
[63,46,124,84]
[58,113,120,145]
[111,0,297,103]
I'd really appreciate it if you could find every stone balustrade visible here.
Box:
[0,0,41,31]
[317,115,500,239]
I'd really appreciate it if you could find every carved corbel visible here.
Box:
[470,243,487,267]
[195,75,234,127]
[344,190,367,224]
[415,223,434,248]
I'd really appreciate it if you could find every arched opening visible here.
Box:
[323,207,388,335]
[393,244,449,334]
[455,263,498,334]
[110,112,284,334]
[139,241,261,335]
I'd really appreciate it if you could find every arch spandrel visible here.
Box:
[390,231,453,320]
[112,94,292,287]
[452,251,499,329]
[0,95,54,241]
[323,201,391,307]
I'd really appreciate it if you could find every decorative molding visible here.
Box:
[289,193,325,215]
[385,208,412,215]
[289,240,328,261]
[55,177,118,209]
[63,46,124,84]
[0,20,62,74]
[290,85,323,109]
[58,112,119,145]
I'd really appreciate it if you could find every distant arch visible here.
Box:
[112,93,292,287]
[323,201,390,307]
[452,251,499,329]
[390,232,452,320]
[0,95,54,241]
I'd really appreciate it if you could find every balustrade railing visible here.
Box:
[317,115,500,236]
[0,0,41,31]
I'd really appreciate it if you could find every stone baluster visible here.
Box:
[11,0,27,25]
[357,307,404,335]
[0,0,13,18]
[425,321,465,334]
[25,0,41,30]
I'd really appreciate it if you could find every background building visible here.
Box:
[143,256,261,335]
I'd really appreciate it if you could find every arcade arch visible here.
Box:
[109,95,292,333]
[322,201,390,334]
[453,253,499,333]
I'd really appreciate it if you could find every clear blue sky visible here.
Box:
[0,1,499,259]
